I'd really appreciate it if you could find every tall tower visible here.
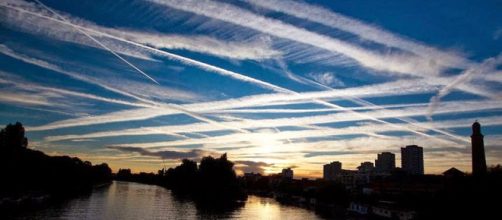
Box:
[401,145,424,175]
[323,161,342,180]
[375,152,395,174]
[471,121,487,175]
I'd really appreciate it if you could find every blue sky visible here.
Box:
[0,0,501,177]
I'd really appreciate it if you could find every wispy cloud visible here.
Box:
[427,55,502,119]
[234,160,273,174]
[247,0,469,69]
[1,0,500,176]
[26,79,440,131]
[149,0,449,76]
[112,30,281,60]
[2,0,492,143]
[306,72,345,87]
[33,0,159,84]
[43,107,502,144]
[108,146,216,160]
[0,0,281,61]
[0,70,155,109]
[0,44,251,134]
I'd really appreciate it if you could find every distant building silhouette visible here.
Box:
[471,121,487,175]
[357,162,375,173]
[401,145,424,175]
[322,161,373,188]
[281,168,294,180]
[375,152,395,174]
[443,167,465,178]
[323,161,342,180]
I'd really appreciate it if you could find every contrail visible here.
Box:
[147,0,471,142]
[149,0,444,76]
[276,65,469,143]
[32,0,160,85]
[4,1,254,134]
[2,3,468,143]
[274,58,468,143]
[2,1,289,93]
[249,0,469,69]
[427,55,502,119]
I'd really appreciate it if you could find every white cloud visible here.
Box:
[26,79,440,131]
[0,44,252,134]
[427,55,502,119]
[306,72,345,87]
[149,0,448,76]
[2,1,493,142]
[248,0,469,69]
[0,0,281,61]
[4,0,500,156]
[0,44,199,103]
[42,101,502,143]
[112,30,281,60]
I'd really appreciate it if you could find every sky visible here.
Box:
[0,0,501,178]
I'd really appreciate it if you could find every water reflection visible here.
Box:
[11,181,324,220]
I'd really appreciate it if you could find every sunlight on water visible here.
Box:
[13,181,324,220]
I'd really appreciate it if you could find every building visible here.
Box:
[471,121,487,175]
[323,161,342,180]
[375,152,395,174]
[401,145,424,175]
[348,202,370,215]
[443,167,465,178]
[358,162,375,173]
[281,168,294,180]
[372,203,416,220]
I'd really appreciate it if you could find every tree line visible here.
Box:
[0,122,112,198]
[116,154,247,203]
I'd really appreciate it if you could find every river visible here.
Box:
[11,181,329,220]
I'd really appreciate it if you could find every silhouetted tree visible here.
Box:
[196,153,244,201]
[167,159,198,192]
[117,168,132,180]
[0,122,112,206]
[0,122,28,149]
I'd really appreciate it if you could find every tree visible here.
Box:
[196,153,244,201]
[489,164,502,175]
[0,122,28,149]
[168,159,198,191]
[0,122,112,196]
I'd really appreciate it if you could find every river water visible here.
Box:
[12,181,327,220]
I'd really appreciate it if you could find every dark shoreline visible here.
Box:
[0,181,113,214]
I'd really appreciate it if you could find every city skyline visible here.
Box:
[0,0,501,178]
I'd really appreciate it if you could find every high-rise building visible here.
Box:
[471,121,487,175]
[401,145,424,175]
[323,161,342,180]
[375,152,395,174]
[357,161,374,173]
[281,168,294,180]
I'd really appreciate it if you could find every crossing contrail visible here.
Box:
[33,0,159,85]
[2,2,469,143]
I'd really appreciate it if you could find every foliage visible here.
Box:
[0,122,112,196]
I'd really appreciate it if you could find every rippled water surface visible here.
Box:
[14,181,326,220]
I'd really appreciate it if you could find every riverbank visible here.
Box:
[0,122,114,214]
[0,181,112,214]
